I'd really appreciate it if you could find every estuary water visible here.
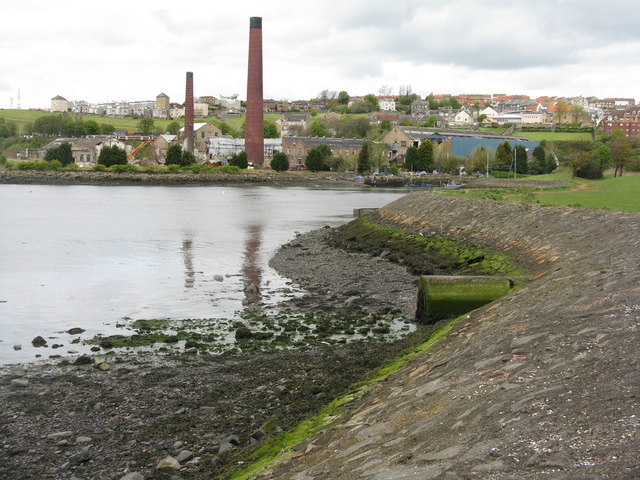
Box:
[0,184,405,364]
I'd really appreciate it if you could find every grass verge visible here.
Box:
[228,313,468,480]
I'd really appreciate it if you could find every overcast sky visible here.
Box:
[2,0,639,109]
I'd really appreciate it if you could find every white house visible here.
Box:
[453,109,474,126]
[378,97,397,111]
[479,106,499,123]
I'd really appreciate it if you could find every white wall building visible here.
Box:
[51,95,69,112]
[208,137,282,164]
[378,97,396,111]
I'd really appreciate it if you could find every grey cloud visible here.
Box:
[316,0,639,72]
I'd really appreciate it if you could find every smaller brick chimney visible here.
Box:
[184,71,194,153]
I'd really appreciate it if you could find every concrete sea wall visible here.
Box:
[263,192,640,479]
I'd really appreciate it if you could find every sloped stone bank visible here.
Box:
[258,192,640,479]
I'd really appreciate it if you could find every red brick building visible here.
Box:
[602,106,640,137]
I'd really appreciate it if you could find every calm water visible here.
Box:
[0,184,404,364]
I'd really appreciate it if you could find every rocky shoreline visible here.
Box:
[0,169,568,190]
[0,221,431,480]
[0,169,364,188]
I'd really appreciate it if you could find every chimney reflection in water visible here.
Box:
[182,239,195,289]
[242,224,263,305]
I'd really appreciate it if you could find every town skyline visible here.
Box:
[2,0,639,110]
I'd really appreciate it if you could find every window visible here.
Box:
[400,141,406,147]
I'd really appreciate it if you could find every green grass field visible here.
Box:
[530,173,640,212]
[447,168,639,213]
[0,109,286,135]
[0,109,180,133]
[517,131,594,142]
[221,113,282,131]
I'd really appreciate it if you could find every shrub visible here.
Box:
[217,165,241,173]
[44,142,73,166]
[16,160,62,170]
[143,166,168,173]
[98,145,128,167]
[182,164,201,173]
[181,150,196,166]
[16,161,36,170]
[167,164,181,172]
[270,151,289,172]
[110,164,138,173]
[92,164,107,171]
[389,165,399,176]
[229,151,248,169]
[491,170,510,178]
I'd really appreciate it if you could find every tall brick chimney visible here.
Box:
[245,17,264,166]
[184,71,194,154]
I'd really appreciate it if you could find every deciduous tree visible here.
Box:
[137,118,155,135]
[591,141,612,171]
[608,130,632,177]
[337,91,350,105]
[167,121,181,135]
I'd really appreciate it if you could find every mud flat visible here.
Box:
[246,192,640,480]
[0,206,442,479]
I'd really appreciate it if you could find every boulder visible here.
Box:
[31,336,47,347]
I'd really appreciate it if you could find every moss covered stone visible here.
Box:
[416,275,512,323]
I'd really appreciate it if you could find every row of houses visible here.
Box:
[51,94,241,119]
[30,124,540,171]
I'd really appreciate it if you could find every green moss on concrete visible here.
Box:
[228,314,467,480]
[330,217,520,277]
[417,275,512,322]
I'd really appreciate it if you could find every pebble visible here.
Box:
[13,344,22,351]
[176,449,193,463]
[120,473,144,480]
[11,378,29,387]
[173,441,185,449]
[48,431,74,440]
[76,436,93,444]
[213,275,224,282]
[156,455,180,471]
[68,450,92,466]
